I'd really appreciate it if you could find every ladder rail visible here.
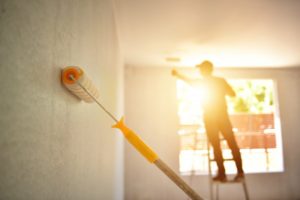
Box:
[207,137,250,200]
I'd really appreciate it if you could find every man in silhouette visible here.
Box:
[172,60,244,181]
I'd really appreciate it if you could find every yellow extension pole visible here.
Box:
[112,117,203,200]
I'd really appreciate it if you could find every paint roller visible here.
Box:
[61,66,203,200]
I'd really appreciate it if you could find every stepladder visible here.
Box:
[207,139,250,200]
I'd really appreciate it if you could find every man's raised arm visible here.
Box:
[171,69,199,85]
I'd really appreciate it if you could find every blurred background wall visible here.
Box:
[124,66,300,200]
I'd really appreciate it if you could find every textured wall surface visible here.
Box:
[0,0,123,199]
[125,66,300,200]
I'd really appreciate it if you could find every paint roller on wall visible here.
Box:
[61,66,203,200]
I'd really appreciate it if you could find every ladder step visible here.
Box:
[209,158,234,162]
[212,178,245,184]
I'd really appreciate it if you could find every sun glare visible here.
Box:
[177,79,284,175]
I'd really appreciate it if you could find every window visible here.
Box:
[177,79,283,175]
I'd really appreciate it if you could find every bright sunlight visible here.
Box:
[177,79,284,175]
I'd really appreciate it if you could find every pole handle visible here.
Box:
[154,159,204,200]
[112,117,159,163]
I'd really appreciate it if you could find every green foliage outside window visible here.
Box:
[227,80,274,114]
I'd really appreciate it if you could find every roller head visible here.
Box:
[62,66,100,103]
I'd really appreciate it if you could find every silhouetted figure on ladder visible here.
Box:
[172,60,244,182]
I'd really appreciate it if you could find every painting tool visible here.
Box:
[61,66,203,200]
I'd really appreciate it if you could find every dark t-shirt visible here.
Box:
[196,76,234,114]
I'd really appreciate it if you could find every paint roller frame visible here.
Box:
[61,66,203,200]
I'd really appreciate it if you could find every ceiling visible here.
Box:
[115,0,300,68]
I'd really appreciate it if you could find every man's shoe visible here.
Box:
[212,174,227,182]
[233,173,244,182]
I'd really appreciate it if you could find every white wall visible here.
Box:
[0,0,123,199]
[124,66,300,200]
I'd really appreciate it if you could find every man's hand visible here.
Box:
[171,69,178,77]
[171,69,197,86]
